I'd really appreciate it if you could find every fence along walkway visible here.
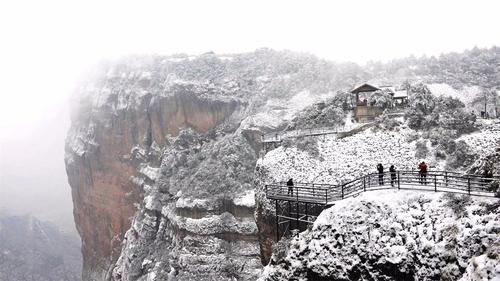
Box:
[266,170,499,205]
[260,122,374,143]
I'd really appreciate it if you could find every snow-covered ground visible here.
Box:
[241,90,334,131]
[259,121,500,186]
[260,190,500,280]
[260,127,421,185]
[427,83,481,106]
[459,120,500,157]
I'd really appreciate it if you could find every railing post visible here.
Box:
[325,189,328,205]
[305,202,308,224]
[445,171,448,187]
[363,176,366,192]
[296,196,299,230]
[341,184,344,200]
[434,174,437,192]
[275,200,279,241]
[397,171,400,190]
[468,177,471,195]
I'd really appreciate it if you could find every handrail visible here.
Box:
[265,170,499,204]
[260,123,368,143]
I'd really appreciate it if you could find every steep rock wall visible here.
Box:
[65,88,240,280]
[110,127,262,280]
[64,50,367,280]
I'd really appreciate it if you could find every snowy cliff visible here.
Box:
[255,118,500,264]
[65,50,357,280]
[65,48,500,280]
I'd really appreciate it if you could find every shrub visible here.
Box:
[433,133,457,159]
[415,140,428,159]
[296,137,320,158]
[270,237,291,265]
[220,259,242,279]
[405,89,479,136]
[446,141,475,169]
[286,92,350,130]
[443,193,471,217]
[373,114,402,131]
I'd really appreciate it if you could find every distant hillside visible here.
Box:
[366,46,500,89]
[0,215,82,281]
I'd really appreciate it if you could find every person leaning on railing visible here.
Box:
[418,161,428,185]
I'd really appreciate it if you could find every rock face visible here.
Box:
[65,51,352,280]
[65,49,500,280]
[110,128,263,280]
[66,89,241,280]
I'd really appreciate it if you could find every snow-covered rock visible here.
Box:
[260,190,500,280]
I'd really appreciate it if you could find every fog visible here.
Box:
[0,0,499,234]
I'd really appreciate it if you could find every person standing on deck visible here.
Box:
[418,161,428,185]
[287,178,294,196]
[377,163,384,185]
[390,165,397,187]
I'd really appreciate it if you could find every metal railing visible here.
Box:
[265,170,499,204]
[260,124,365,143]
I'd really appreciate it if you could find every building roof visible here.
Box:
[350,83,380,94]
[379,86,396,92]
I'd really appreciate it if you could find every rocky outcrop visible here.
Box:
[259,191,500,280]
[110,129,263,280]
[66,82,242,280]
[65,50,362,280]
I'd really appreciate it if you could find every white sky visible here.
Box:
[0,0,499,230]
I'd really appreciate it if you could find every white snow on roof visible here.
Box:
[351,83,380,92]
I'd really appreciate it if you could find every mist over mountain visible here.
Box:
[0,215,82,281]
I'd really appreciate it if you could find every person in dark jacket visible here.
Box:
[389,165,397,187]
[287,178,294,196]
[418,161,428,185]
[483,168,493,183]
[377,163,384,185]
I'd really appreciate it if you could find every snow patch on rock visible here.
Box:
[234,190,256,208]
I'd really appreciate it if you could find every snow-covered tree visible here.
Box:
[471,88,499,117]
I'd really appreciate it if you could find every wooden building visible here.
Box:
[350,83,408,122]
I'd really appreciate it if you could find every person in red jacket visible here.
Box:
[418,161,428,185]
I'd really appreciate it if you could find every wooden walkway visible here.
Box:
[267,170,498,240]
